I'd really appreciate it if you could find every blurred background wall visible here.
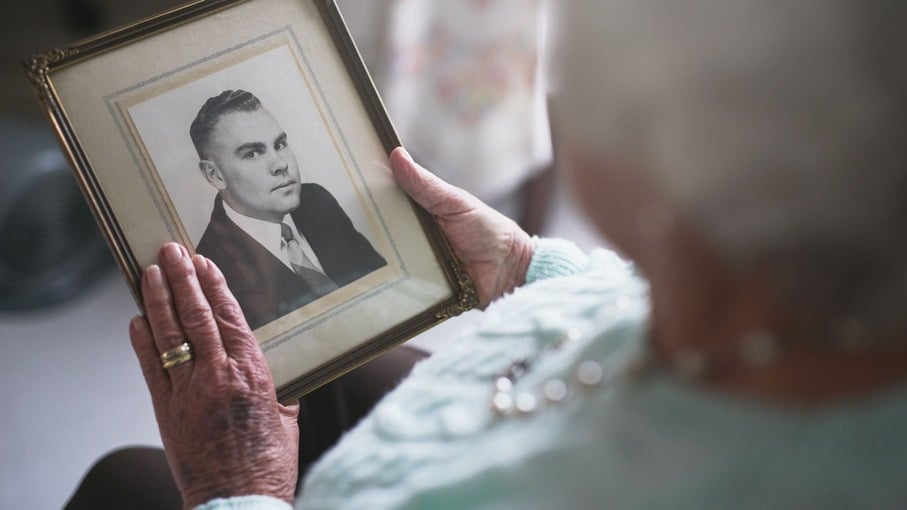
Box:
[3,0,187,121]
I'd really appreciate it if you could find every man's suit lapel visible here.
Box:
[208,197,297,284]
[292,183,388,287]
[202,197,319,328]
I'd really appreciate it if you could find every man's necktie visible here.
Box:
[281,223,339,294]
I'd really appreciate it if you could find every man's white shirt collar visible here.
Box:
[221,200,325,273]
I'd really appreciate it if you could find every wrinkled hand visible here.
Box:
[130,243,299,509]
[390,148,535,307]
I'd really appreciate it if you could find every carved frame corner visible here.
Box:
[23,48,80,104]
[435,264,480,320]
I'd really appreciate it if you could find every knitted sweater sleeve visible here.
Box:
[193,495,292,510]
[525,237,591,283]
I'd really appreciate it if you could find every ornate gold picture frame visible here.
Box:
[25,0,477,403]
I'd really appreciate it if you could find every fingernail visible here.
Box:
[163,243,183,264]
[206,258,223,279]
[130,315,147,332]
[192,254,207,275]
[146,265,164,288]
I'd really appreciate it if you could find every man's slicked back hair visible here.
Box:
[190,89,262,159]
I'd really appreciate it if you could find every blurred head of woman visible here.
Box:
[552,0,907,400]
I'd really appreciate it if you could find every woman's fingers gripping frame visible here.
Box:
[389,147,478,217]
[129,314,171,396]
[193,253,264,366]
[140,243,228,383]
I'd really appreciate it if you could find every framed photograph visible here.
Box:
[25,0,477,402]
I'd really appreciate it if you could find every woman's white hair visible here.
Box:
[554,0,907,337]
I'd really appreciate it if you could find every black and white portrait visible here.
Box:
[127,45,388,329]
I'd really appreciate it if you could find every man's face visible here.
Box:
[202,108,301,223]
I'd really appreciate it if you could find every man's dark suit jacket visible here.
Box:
[197,183,387,330]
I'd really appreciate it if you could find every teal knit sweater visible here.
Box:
[199,239,907,510]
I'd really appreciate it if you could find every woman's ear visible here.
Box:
[199,160,227,191]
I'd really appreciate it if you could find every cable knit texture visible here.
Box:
[525,236,591,283]
[202,238,907,510]
[194,495,292,510]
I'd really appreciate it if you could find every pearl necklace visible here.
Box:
[487,323,800,418]
[489,327,621,417]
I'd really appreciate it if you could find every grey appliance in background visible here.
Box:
[0,118,112,310]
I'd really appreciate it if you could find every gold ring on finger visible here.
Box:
[160,342,193,370]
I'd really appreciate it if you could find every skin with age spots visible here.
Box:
[130,244,299,507]
[388,149,534,308]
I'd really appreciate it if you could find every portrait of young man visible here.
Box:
[189,89,387,330]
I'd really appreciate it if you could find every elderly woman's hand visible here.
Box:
[129,243,299,508]
[390,147,535,307]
